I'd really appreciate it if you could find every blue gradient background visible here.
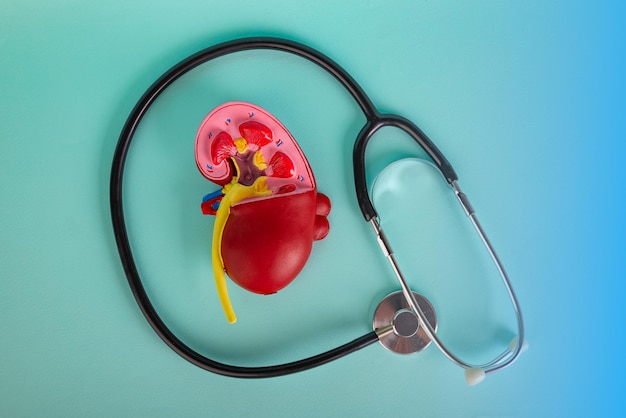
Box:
[1,1,624,417]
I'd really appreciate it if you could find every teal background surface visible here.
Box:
[1,1,624,416]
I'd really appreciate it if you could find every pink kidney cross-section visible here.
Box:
[195,101,331,323]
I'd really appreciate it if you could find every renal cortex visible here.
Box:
[195,102,331,323]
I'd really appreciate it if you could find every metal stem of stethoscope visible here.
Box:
[452,181,526,366]
[370,181,525,383]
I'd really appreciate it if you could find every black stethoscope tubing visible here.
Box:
[110,36,458,378]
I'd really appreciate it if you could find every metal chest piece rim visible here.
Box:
[373,291,437,354]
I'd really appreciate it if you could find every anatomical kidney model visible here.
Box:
[195,102,331,323]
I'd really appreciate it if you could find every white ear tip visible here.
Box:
[508,336,529,353]
[465,368,486,386]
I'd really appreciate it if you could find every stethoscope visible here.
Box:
[110,37,525,385]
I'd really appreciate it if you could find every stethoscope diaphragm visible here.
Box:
[373,291,437,354]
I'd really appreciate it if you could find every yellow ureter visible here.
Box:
[211,177,272,324]
[212,200,236,323]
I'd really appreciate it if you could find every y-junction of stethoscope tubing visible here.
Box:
[353,115,458,223]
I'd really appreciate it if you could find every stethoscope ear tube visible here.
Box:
[363,160,525,382]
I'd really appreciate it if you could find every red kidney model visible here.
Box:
[195,102,331,323]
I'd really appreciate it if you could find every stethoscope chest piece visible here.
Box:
[373,291,437,354]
